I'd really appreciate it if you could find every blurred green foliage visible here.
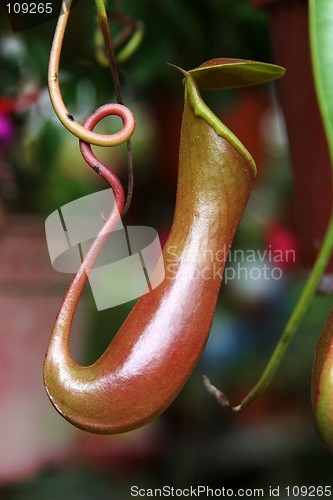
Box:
[0,0,271,213]
[117,0,271,88]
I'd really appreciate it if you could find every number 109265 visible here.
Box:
[6,3,53,14]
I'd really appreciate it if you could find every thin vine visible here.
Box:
[48,0,135,216]
[93,0,135,215]
[204,212,333,410]
[47,0,136,325]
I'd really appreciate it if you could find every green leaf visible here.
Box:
[310,0,333,167]
[188,58,285,90]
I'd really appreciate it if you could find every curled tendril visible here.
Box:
[48,0,135,147]
[46,108,127,370]
[79,104,127,205]
[77,105,127,284]
[78,106,126,269]
[47,3,135,328]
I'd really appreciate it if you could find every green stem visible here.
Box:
[236,212,333,410]
[94,0,134,216]
[95,0,108,19]
[48,0,134,146]
[116,20,145,63]
[204,211,333,411]
[95,0,122,105]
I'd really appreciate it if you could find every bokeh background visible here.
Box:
[0,0,332,498]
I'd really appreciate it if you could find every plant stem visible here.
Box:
[48,0,134,146]
[205,211,333,411]
[241,215,333,409]
[94,0,134,216]
[95,0,122,105]
[116,20,145,63]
